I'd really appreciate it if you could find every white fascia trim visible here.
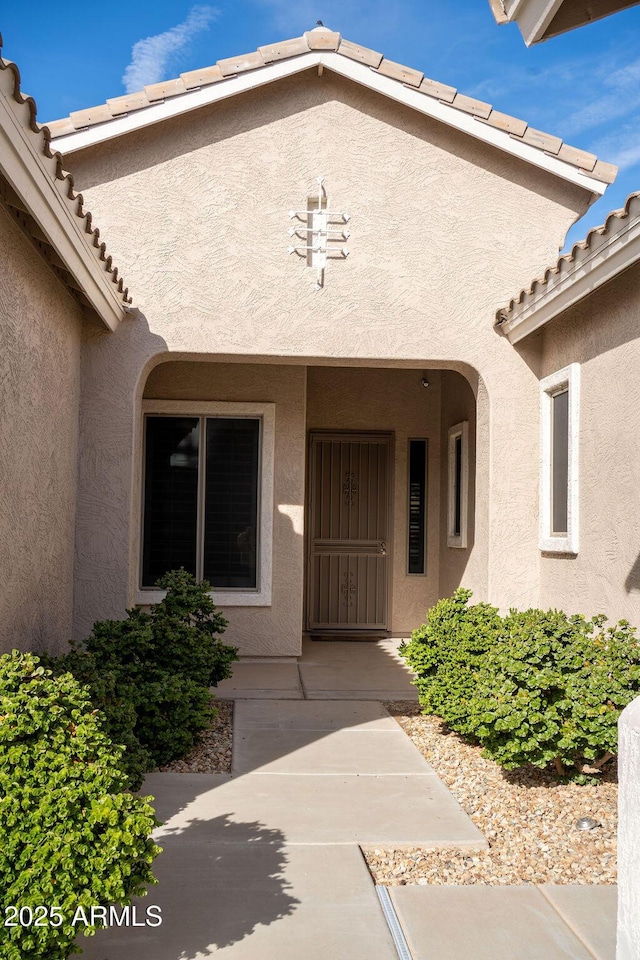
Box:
[136,400,275,607]
[539,364,579,554]
[502,212,640,343]
[50,52,606,197]
[509,0,564,44]
[0,88,125,331]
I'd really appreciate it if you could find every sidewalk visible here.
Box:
[79,640,617,960]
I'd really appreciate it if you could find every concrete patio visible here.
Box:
[78,640,618,960]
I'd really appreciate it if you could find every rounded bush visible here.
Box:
[400,588,502,734]
[44,570,238,787]
[0,652,160,960]
[402,590,640,779]
[468,609,640,775]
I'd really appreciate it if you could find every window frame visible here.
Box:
[447,421,469,549]
[137,400,275,606]
[539,364,579,554]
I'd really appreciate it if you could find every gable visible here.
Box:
[47,28,614,198]
[63,65,600,367]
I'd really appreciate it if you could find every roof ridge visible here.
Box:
[0,33,131,306]
[44,29,617,187]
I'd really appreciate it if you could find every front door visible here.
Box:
[307,432,391,635]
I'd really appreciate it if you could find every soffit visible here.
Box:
[45,28,615,192]
[489,0,640,43]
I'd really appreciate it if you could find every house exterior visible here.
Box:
[1,25,638,659]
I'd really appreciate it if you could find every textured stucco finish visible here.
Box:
[617,696,640,960]
[0,206,81,653]
[538,262,640,626]
[67,70,595,650]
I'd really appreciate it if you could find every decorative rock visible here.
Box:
[362,703,617,886]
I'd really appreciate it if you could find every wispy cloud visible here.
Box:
[122,6,220,93]
[589,121,640,172]
[563,58,640,136]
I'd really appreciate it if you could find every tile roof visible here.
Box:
[0,36,132,309]
[45,27,616,187]
[496,189,640,324]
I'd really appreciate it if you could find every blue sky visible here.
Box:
[2,0,640,250]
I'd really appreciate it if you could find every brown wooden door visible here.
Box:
[307,433,391,634]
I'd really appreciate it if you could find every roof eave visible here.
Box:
[50,51,608,199]
[0,72,127,331]
[497,211,640,343]
[494,0,565,45]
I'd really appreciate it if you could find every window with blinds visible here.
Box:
[407,439,427,574]
[142,415,260,589]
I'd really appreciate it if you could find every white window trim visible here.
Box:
[136,400,275,607]
[447,422,469,549]
[539,364,579,554]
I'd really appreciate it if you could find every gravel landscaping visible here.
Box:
[159,696,617,886]
[363,701,617,886]
[160,699,233,774]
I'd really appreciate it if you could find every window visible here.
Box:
[539,364,579,554]
[139,401,275,605]
[447,422,468,548]
[407,439,427,574]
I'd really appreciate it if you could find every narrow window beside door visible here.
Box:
[407,439,427,574]
[447,422,468,549]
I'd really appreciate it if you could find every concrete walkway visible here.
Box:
[79,640,617,960]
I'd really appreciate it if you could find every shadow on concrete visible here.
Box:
[81,808,299,960]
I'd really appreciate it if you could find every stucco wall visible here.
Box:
[66,69,596,645]
[0,205,82,653]
[306,366,442,633]
[538,262,640,626]
[438,370,484,600]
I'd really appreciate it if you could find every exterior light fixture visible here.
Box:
[287,177,350,290]
[575,817,601,831]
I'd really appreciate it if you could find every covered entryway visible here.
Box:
[135,358,485,656]
[307,432,391,636]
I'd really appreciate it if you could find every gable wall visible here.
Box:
[0,205,82,653]
[65,70,598,641]
[539,262,640,626]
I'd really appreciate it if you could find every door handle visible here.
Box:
[379,541,387,556]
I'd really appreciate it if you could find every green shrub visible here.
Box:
[86,571,235,689]
[0,652,160,960]
[400,588,502,734]
[131,673,215,767]
[45,570,238,788]
[402,591,640,779]
[468,609,640,775]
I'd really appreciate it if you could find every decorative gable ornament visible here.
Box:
[287,177,350,290]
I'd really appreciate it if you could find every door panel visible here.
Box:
[308,433,391,633]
